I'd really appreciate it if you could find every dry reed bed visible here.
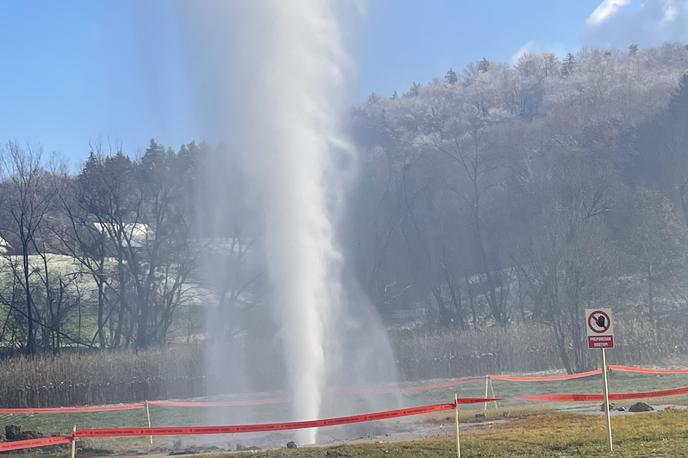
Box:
[390,321,685,380]
[0,321,684,407]
[0,346,205,407]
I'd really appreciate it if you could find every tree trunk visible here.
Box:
[647,264,658,347]
[552,318,573,373]
[97,276,106,349]
[21,241,35,355]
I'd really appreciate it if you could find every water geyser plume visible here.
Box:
[236,0,348,444]
[179,0,400,445]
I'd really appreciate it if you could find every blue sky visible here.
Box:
[354,0,598,96]
[0,0,685,166]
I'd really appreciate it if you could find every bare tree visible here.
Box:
[0,143,57,354]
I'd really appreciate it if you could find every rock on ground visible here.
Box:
[629,402,654,412]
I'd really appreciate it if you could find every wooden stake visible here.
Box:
[601,348,613,452]
[488,375,499,412]
[455,393,461,458]
[71,425,77,458]
[145,401,153,445]
[483,375,490,412]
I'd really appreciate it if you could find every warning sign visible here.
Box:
[585,308,614,349]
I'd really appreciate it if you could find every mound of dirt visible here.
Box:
[629,402,654,412]
[4,424,43,441]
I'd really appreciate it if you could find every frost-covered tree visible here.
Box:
[445,68,458,85]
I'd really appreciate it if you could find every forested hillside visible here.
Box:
[0,44,687,375]
[349,44,688,371]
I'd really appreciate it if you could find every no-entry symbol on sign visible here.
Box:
[585,308,614,349]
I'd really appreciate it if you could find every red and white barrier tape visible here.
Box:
[0,435,73,452]
[0,398,499,452]
[609,364,688,375]
[517,384,688,402]
[4,381,688,453]
[0,403,145,414]
[490,369,602,382]
[75,399,495,439]
[396,377,485,393]
[148,398,285,408]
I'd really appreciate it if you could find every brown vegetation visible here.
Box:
[0,346,204,407]
[391,321,685,380]
[1,320,684,408]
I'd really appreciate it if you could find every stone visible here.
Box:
[18,430,42,440]
[4,425,21,441]
[286,441,298,449]
[628,402,654,412]
[4,425,42,441]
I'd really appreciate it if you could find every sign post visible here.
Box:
[454,393,461,458]
[586,308,614,452]
[600,345,612,452]
[71,425,77,458]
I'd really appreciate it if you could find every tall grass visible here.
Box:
[0,321,684,407]
[0,346,205,407]
[390,321,687,380]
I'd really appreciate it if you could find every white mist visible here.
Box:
[176,0,400,445]
[234,0,348,444]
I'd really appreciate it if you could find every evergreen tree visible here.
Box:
[407,81,421,97]
[477,58,490,73]
[445,68,458,84]
[561,53,576,76]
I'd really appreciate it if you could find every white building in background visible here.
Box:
[92,222,155,248]
[0,236,11,254]
[122,223,154,248]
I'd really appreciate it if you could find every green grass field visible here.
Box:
[0,253,206,347]
[200,409,688,457]
[4,370,688,456]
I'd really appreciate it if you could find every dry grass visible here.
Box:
[182,409,688,457]
[0,346,205,407]
[390,322,686,381]
[1,321,687,409]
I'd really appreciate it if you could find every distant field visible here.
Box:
[0,253,206,347]
[3,369,688,456]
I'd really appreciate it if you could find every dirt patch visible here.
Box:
[101,414,514,457]
[560,403,688,416]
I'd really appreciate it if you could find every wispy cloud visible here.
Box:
[661,2,679,22]
[584,0,688,47]
[587,0,631,26]
[511,41,567,64]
